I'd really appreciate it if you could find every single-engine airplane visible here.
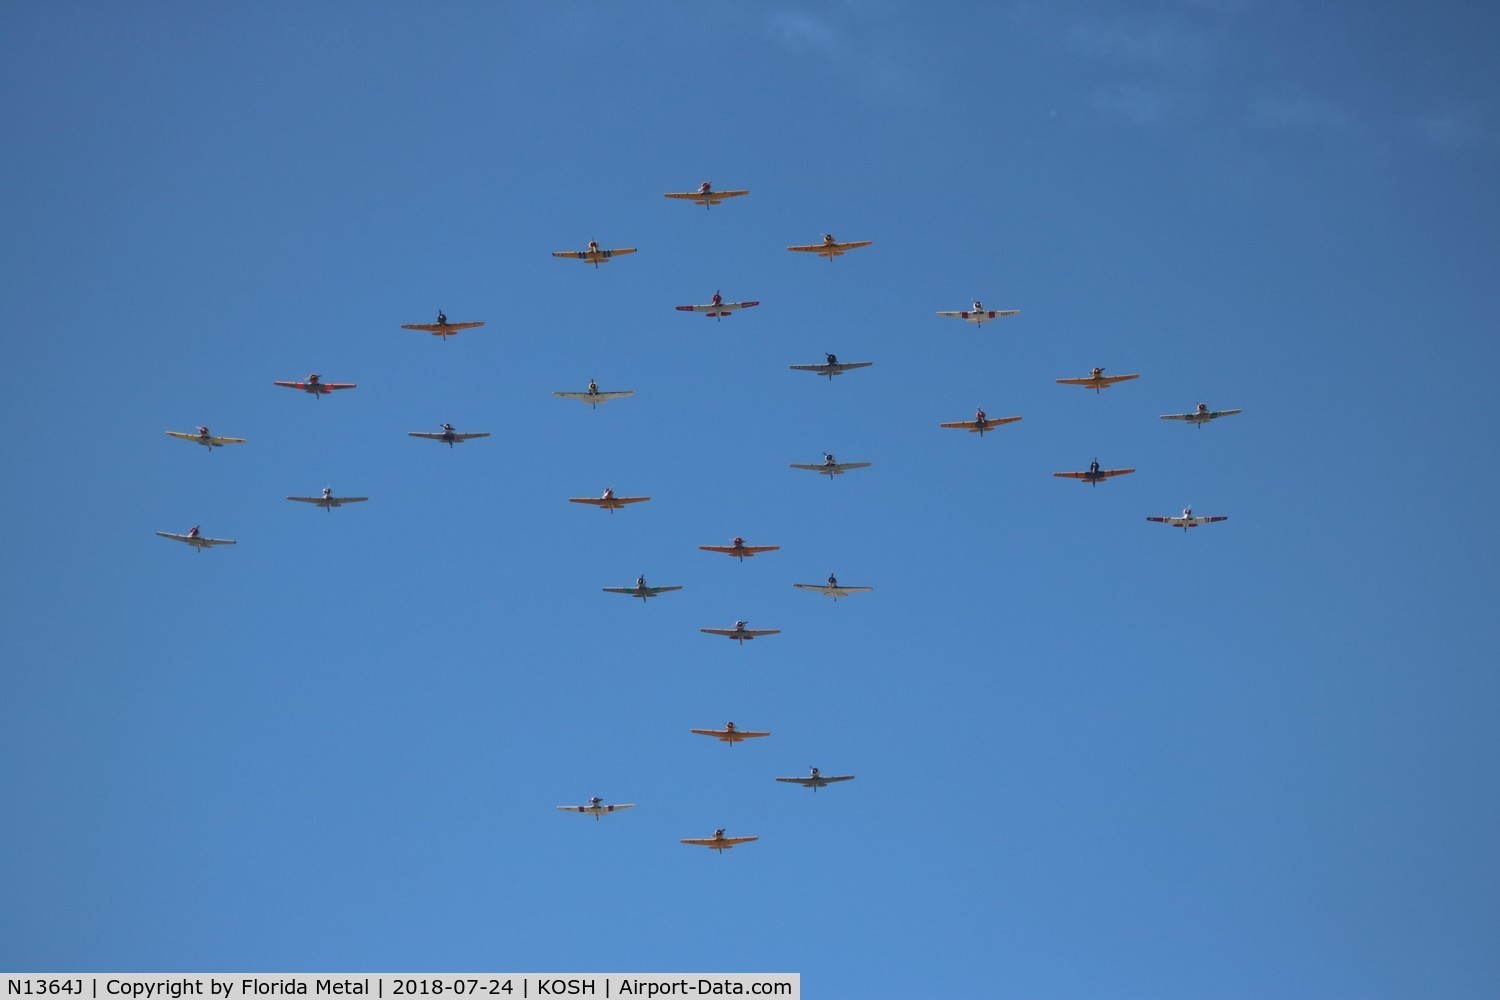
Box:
[603,575,681,601]
[273,373,355,398]
[936,300,1019,325]
[156,526,235,552]
[1161,403,1243,427]
[691,722,770,745]
[1054,459,1136,487]
[789,353,873,380]
[1147,507,1228,531]
[557,797,635,821]
[675,290,759,321]
[663,181,748,209]
[569,488,649,513]
[408,423,490,448]
[680,829,758,853]
[165,427,245,451]
[400,311,484,341]
[553,380,634,408]
[552,240,637,267]
[1057,367,1139,393]
[793,574,872,600]
[941,408,1022,436]
[776,767,855,792]
[287,487,368,511]
[787,233,871,260]
[790,453,871,478]
[699,537,779,561]
[700,621,780,644]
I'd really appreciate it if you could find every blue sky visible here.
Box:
[2,2,1498,996]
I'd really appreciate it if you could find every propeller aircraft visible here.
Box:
[569,488,649,513]
[1056,367,1140,393]
[936,300,1019,325]
[787,233,871,260]
[553,380,634,408]
[675,290,759,320]
[408,423,490,448]
[1147,507,1228,531]
[793,575,872,601]
[790,453,871,478]
[680,829,758,853]
[940,408,1022,436]
[400,311,484,340]
[165,427,245,451]
[1161,403,1243,427]
[700,621,780,644]
[557,797,635,821]
[552,240,637,267]
[603,575,682,601]
[789,353,873,380]
[691,722,770,745]
[273,373,355,398]
[699,537,779,561]
[287,487,368,511]
[1054,459,1136,487]
[663,181,748,209]
[156,526,235,552]
[776,767,855,792]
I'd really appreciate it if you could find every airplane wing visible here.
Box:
[165,431,246,445]
[569,496,649,506]
[650,586,683,595]
[775,777,816,786]
[273,381,305,390]
[698,545,780,556]
[199,537,236,546]
[699,628,735,637]
[739,629,780,637]
[940,418,1022,431]
[691,729,770,740]
[335,497,369,504]
[737,545,779,555]
[407,433,445,440]
[681,836,757,848]
[664,189,750,202]
[601,587,636,595]
[554,391,634,402]
[322,383,356,391]
[793,584,873,595]
[286,496,325,504]
[553,248,637,261]
[1098,468,1135,479]
[789,361,873,374]
[401,322,484,334]
[1146,516,1172,525]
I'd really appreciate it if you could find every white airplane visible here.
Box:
[156,526,235,552]
[690,722,770,745]
[1056,367,1139,393]
[1161,402,1242,427]
[674,290,759,321]
[936,300,1019,325]
[663,181,748,209]
[700,621,780,644]
[1146,507,1228,531]
[787,233,871,260]
[789,353,873,380]
[568,487,649,513]
[790,453,871,478]
[680,829,758,853]
[603,575,682,601]
[940,408,1022,436]
[407,423,490,448]
[400,311,484,341]
[287,487,368,512]
[553,380,634,408]
[557,797,635,821]
[165,426,246,451]
[793,575,872,601]
[775,767,855,792]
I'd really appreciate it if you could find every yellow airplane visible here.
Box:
[690,722,770,745]
[400,311,484,341]
[1056,367,1140,393]
[165,426,245,451]
[940,408,1022,436]
[787,233,872,260]
[681,829,758,853]
[552,240,637,268]
[663,181,748,209]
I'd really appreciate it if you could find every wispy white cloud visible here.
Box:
[766,10,838,53]
[1412,106,1487,151]
[1247,93,1350,132]
[1088,83,1177,127]
[1068,14,1215,66]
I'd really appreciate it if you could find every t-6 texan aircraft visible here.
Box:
[787,233,871,260]
[1056,367,1139,393]
[552,240,637,267]
[400,311,484,341]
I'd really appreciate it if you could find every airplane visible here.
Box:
[568,487,649,513]
[700,621,780,644]
[680,829,758,853]
[400,311,484,341]
[165,426,245,451]
[1161,402,1243,427]
[553,380,634,408]
[1053,459,1136,487]
[1147,507,1228,531]
[793,574,873,601]
[408,423,490,448]
[663,181,749,209]
[699,537,780,561]
[287,487,368,512]
[940,408,1022,436]
[787,233,872,260]
[935,300,1019,325]
[155,526,235,552]
[789,353,873,380]
[1056,367,1139,393]
[674,290,760,321]
[775,767,855,792]
[273,373,355,398]
[556,797,635,821]
[552,240,637,267]
[603,575,682,601]
[790,453,871,478]
[691,722,770,745]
